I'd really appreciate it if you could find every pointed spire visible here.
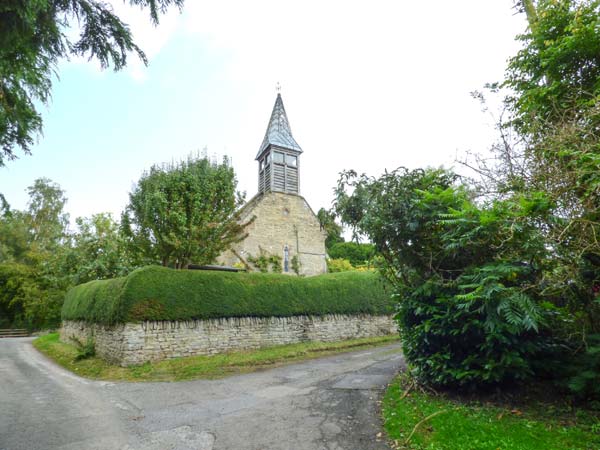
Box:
[256,93,302,159]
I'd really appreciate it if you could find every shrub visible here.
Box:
[566,334,600,399]
[334,167,549,388]
[62,266,393,325]
[399,265,543,387]
[327,258,355,273]
[72,336,96,361]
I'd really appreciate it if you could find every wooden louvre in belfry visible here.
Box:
[256,93,302,195]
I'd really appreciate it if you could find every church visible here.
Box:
[218,93,327,276]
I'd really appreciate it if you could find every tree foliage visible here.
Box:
[449,1,600,396]
[0,178,71,328]
[0,179,135,329]
[317,207,344,249]
[0,0,184,165]
[469,1,600,336]
[506,0,600,135]
[121,155,250,269]
[25,177,69,251]
[327,242,376,267]
[334,167,550,387]
[0,208,30,263]
[0,156,251,328]
[65,213,133,285]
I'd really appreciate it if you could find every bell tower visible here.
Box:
[256,93,302,195]
[216,91,327,275]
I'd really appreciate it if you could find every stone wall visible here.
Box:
[218,192,328,276]
[61,314,397,366]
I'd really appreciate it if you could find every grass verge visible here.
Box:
[382,374,600,450]
[33,333,400,382]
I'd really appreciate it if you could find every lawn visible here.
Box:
[33,333,399,382]
[382,374,600,450]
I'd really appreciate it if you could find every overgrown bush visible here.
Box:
[62,266,393,325]
[565,334,600,399]
[334,167,550,388]
[471,0,600,398]
[327,258,355,273]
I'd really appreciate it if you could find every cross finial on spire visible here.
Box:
[276,82,281,94]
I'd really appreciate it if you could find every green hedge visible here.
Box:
[61,266,393,325]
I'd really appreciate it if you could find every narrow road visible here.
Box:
[0,337,404,450]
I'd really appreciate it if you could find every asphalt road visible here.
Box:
[0,337,404,450]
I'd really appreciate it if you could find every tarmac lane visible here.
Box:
[0,337,130,450]
[0,337,404,450]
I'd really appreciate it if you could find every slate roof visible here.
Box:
[256,93,303,159]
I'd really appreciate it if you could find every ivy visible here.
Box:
[291,255,301,275]
[247,250,282,273]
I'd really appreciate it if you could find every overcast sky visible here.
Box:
[0,1,527,224]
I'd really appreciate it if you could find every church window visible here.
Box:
[286,155,297,167]
[283,245,290,272]
[273,151,285,164]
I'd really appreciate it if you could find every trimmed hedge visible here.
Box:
[61,266,393,325]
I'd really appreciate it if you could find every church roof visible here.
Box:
[256,93,303,159]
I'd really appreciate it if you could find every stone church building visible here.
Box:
[218,93,327,276]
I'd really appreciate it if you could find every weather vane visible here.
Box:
[276,82,281,94]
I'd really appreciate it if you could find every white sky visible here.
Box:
[0,1,527,223]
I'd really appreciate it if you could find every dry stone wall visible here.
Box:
[61,314,397,366]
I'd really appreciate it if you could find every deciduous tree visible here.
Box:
[122,155,251,268]
[65,213,134,284]
[0,178,71,328]
[25,177,69,252]
[471,1,600,332]
[316,207,344,250]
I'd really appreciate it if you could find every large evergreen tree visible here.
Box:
[0,0,184,165]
